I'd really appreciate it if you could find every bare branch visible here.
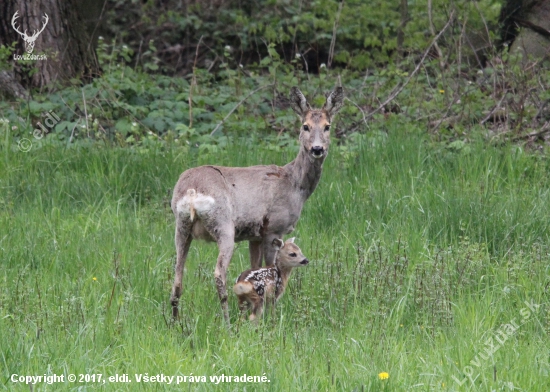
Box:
[512,121,550,142]
[328,1,344,68]
[189,35,203,128]
[345,97,368,126]
[428,0,445,70]
[366,10,455,120]
[210,84,274,136]
[397,0,409,56]
[480,93,507,125]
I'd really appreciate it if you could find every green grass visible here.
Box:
[1,129,549,391]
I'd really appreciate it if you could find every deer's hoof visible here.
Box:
[171,300,179,318]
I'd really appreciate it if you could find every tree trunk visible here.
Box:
[500,0,550,65]
[0,0,101,95]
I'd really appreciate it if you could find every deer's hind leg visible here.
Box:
[209,222,235,326]
[171,219,193,318]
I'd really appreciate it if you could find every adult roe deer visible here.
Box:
[233,237,309,322]
[170,86,344,324]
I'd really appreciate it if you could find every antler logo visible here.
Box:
[11,11,49,54]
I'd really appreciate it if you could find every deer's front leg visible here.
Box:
[262,234,281,266]
[214,227,235,327]
[249,241,263,268]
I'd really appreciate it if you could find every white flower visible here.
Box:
[239,64,243,68]
[224,45,231,51]
[132,122,138,127]
[295,53,301,58]
[320,63,326,68]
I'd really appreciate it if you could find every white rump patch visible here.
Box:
[233,281,253,295]
[176,189,215,221]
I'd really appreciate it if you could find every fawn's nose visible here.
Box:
[311,146,324,157]
[300,258,309,265]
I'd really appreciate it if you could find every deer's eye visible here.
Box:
[324,125,330,131]
[303,125,309,131]
[289,253,297,257]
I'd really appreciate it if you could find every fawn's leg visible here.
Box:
[250,296,265,323]
[269,296,277,321]
[238,298,250,318]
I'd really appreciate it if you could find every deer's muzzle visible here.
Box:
[311,146,324,158]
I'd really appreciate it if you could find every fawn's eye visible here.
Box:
[303,125,309,131]
[289,253,297,257]
[324,125,330,131]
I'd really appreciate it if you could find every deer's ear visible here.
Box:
[285,237,295,244]
[272,238,284,250]
[289,87,311,118]
[323,87,344,118]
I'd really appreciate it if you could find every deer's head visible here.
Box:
[290,86,344,161]
[272,238,309,268]
[11,11,49,54]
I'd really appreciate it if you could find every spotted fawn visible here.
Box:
[233,238,309,321]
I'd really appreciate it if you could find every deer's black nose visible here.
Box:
[311,146,324,156]
[300,258,309,265]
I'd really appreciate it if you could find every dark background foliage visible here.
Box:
[1,0,549,150]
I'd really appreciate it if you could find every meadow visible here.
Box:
[1,126,549,391]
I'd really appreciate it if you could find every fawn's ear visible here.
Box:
[289,87,311,118]
[323,87,344,119]
[272,238,284,250]
[285,237,295,244]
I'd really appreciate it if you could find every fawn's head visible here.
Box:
[272,238,309,268]
[289,87,344,160]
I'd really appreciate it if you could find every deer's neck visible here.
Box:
[275,265,295,297]
[284,146,325,200]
